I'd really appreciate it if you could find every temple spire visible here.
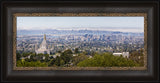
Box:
[44,34,46,40]
[35,34,50,54]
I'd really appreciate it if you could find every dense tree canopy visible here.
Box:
[17,60,47,67]
[16,49,144,67]
[72,53,88,66]
[77,53,140,67]
[74,48,79,54]
[61,49,73,64]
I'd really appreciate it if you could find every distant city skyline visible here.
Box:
[17,16,144,32]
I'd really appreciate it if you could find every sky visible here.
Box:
[17,16,144,32]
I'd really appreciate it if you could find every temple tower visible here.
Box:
[35,34,50,54]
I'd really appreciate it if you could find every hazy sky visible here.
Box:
[17,16,144,32]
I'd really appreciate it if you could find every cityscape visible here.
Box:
[16,17,144,67]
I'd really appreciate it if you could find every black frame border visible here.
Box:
[1,0,159,82]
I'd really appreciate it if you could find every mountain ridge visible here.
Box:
[17,29,144,36]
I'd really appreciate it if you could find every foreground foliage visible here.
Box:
[17,60,47,67]
[77,53,139,67]
[16,49,144,67]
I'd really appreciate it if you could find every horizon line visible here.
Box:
[17,29,144,33]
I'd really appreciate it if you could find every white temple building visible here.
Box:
[113,52,129,58]
[35,34,50,54]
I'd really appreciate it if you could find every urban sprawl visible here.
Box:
[16,30,144,67]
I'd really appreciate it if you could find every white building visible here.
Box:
[113,52,129,58]
[35,34,50,54]
[73,54,78,56]
[122,52,129,58]
[42,56,46,60]
[20,55,31,59]
[49,53,61,58]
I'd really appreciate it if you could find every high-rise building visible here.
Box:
[35,34,50,54]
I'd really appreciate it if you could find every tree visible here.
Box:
[58,51,62,53]
[90,51,96,57]
[74,48,79,54]
[25,58,31,62]
[63,49,73,54]
[77,53,139,67]
[16,60,47,67]
[22,52,29,57]
[129,49,144,66]
[48,58,56,66]
[72,53,88,66]
[54,56,61,66]
[16,53,21,61]
[44,54,49,62]
[60,59,65,66]
[30,55,34,61]
[61,49,73,64]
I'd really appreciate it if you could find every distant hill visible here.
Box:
[17,29,144,36]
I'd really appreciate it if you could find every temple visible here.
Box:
[35,34,50,54]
